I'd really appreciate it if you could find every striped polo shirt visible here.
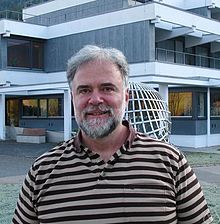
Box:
[13,122,213,224]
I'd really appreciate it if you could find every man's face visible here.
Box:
[71,60,129,139]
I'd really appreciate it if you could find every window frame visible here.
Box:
[21,97,64,119]
[7,37,44,70]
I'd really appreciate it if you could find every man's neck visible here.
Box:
[81,124,129,162]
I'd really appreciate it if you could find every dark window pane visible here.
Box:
[7,39,31,68]
[22,99,38,117]
[32,41,44,69]
[6,99,19,126]
[211,90,220,116]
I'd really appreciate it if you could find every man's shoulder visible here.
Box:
[32,137,76,169]
[133,131,181,157]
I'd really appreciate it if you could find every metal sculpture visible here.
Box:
[125,82,171,142]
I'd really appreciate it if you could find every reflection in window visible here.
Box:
[22,99,38,117]
[39,99,47,117]
[7,39,30,68]
[211,90,220,116]
[21,97,63,118]
[169,92,192,116]
[197,93,205,117]
[7,38,43,69]
[32,41,44,69]
[48,98,63,117]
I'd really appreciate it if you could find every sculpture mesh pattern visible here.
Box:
[125,82,171,142]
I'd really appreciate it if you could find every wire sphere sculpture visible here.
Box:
[124,82,171,142]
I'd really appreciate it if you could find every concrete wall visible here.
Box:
[44,21,155,72]
[0,36,7,70]
[6,126,64,143]
[25,0,129,26]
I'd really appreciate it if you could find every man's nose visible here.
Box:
[88,91,104,105]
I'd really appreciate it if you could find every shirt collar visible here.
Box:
[73,120,136,153]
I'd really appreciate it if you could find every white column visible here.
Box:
[159,84,168,105]
[64,90,72,141]
[207,87,210,147]
[0,94,6,140]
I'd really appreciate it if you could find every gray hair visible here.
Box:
[67,45,129,89]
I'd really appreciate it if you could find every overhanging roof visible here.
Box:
[0,82,69,95]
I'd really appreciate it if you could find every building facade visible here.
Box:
[1,0,220,147]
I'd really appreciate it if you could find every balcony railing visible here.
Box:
[156,48,220,69]
[0,10,50,26]
[0,10,22,21]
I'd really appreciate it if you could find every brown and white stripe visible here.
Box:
[13,127,213,224]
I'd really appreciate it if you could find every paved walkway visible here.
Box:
[0,140,220,186]
[193,166,220,186]
[0,140,56,184]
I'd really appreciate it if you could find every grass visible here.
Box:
[0,184,21,224]
[183,151,220,166]
[202,184,220,223]
[183,151,220,223]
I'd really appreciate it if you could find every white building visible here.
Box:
[1,0,220,148]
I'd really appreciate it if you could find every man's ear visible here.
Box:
[125,88,129,105]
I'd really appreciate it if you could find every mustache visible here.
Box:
[82,104,113,114]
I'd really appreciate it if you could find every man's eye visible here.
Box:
[79,89,90,94]
[103,87,114,92]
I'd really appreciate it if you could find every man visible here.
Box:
[13,45,213,223]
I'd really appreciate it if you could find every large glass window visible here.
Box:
[7,38,43,69]
[185,47,196,66]
[7,39,30,68]
[48,98,63,117]
[211,90,220,116]
[169,92,192,117]
[22,97,63,118]
[22,99,38,117]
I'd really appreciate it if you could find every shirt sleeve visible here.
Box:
[175,152,213,224]
[12,165,39,224]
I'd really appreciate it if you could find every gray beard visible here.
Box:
[79,116,119,139]
[76,103,125,139]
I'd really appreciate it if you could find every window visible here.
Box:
[32,41,44,69]
[196,46,210,67]
[7,39,30,68]
[22,99,38,117]
[211,90,220,116]
[21,97,63,118]
[7,38,43,69]
[48,98,63,117]
[6,99,19,126]
[39,99,47,117]
[197,92,205,117]
[169,92,192,117]
[185,47,196,66]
